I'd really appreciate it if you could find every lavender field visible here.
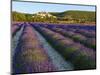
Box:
[12,22,96,74]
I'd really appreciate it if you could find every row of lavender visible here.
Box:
[12,22,96,74]
[40,24,96,38]
[12,23,57,74]
[32,23,96,70]
[11,22,24,37]
[36,24,96,49]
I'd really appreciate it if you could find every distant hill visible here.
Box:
[50,10,96,22]
[12,10,96,24]
[51,10,95,17]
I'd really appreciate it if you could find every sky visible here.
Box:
[12,1,96,14]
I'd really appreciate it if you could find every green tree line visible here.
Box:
[51,10,96,23]
[12,10,96,23]
[12,11,57,23]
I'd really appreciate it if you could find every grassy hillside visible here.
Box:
[50,10,96,23]
[12,10,96,24]
[12,11,33,22]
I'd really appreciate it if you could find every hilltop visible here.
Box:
[12,10,96,25]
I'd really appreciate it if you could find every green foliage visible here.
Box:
[12,11,33,22]
[12,11,57,23]
[12,10,96,23]
[25,14,33,22]
[51,10,96,23]
[12,11,26,21]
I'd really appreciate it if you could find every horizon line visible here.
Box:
[12,9,96,14]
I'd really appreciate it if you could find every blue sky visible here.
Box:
[12,1,96,14]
